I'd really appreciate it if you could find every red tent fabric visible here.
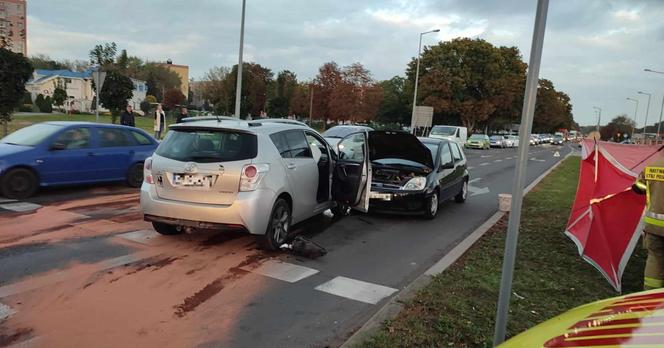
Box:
[566,140,664,291]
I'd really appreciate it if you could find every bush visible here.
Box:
[35,94,45,111]
[42,96,53,113]
[145,95,157,104]
[17,104,33,112]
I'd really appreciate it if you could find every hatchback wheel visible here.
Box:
[1,168,38,199]
[261,198,291,251]
[127,163,144,188]
[423,191,439,219]
[455,180,468,203]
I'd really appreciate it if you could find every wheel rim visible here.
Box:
[272,205,289,244]
[430,193,438,215]
[462,181,468,199]
[8,173,29,194]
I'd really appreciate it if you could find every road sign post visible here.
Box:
[493,0,550,345]
[92,70,106,123]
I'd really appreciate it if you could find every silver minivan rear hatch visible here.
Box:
[151,127,257,205]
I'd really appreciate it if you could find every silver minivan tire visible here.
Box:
[261,198,292,251]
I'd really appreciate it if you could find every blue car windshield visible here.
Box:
[1,123,62,146]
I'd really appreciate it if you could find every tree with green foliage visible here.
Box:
[0,48,33,135]
[410,38,527,131]
[145,95,157,104]
[35,94,45,111]
[42,96,53,113]
[89,42,118,67]
[377,76,410,124]
[533,79,575,133]
[268,70,298,117]
[99,71,134,123]
[600,115,636,141]
[52,86,68,108]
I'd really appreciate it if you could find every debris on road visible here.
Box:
[280,236,327,259]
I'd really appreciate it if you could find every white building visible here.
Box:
[25,69,147,114]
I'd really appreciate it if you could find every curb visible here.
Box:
[341,148,573,348]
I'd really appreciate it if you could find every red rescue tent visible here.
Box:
[566,140,664,291]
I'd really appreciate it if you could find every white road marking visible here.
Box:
[480,162,490,166]
[242,260,319,283]
[530,158,546,162]
[480,155,492,158]
[468,178,490,196]
[494,159,502,162]
[0,198,17,203]
[315,276,397,305]
[0,202,41,212]
[0,302,16,320]
[117,230,162,245]
[467,166,475,170]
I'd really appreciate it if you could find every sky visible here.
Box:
[26,0,664,127]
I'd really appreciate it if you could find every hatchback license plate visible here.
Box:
[370,192,392,201]
[173,174,214,188]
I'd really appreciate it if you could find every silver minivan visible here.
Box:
[140,119,371,250]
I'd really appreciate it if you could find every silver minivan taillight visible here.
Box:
[144,157,154,184]
[239,164,270,191]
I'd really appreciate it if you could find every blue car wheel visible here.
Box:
[1,168,38,199]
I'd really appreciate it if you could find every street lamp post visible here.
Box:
[309,84,314,125]
[410,29,440,134]
[234,0,247,119]
[593,106,602,133]
[639,91,652,135]
[644,69,664,137]
[627,97,639,139]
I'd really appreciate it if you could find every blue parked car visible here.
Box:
[0,122,158,199]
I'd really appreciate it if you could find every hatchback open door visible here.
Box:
[332,131,371,212]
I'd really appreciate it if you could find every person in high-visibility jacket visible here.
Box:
[634,161,664,289]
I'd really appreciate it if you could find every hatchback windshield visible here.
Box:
[430,126,456,136]
[469,134,487,140]
[156,129,257,163]
[1,123,63,146]
[490,136,503,140]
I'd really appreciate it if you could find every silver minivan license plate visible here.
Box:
[173,174,214,188]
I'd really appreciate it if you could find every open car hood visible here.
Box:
[369,131,434,169]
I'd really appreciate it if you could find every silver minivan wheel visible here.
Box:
[262,198,291,250]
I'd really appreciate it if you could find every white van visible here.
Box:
[429,125,468,146]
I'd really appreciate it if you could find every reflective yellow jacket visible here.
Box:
[636,158,664,236]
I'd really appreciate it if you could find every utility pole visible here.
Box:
[234,0,247,118]
[493,0,549,344]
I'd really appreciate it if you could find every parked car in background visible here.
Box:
[368,136,468,219]
[502,135,515,148]
[552,135,564,145]
[509,135,520,147]
[466,134,491,150]
[530,134,539,146]
[428,125,468,147]
[490,135,507,148]
[0,122,158,199]
[322,125,374,149]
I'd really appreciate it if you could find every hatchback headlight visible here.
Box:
[401,177,427,191]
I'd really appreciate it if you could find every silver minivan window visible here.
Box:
[156,129,257,163]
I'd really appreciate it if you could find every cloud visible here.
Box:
[24,0,664,126]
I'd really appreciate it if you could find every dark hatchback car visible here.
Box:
[367,132,469,219]
[0,122,157,199]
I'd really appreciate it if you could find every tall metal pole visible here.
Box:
[639,91,652,135]
[627,97,639,140]
[410,33,423,134]
[309,84,314,125]
[593,106,602,133]
[410,29,439,134]
[657,95,664,137]
[95,73,100,123]
[493,0,549,345]
[234,0,247,119]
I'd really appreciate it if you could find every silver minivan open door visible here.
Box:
[331,131,371,212]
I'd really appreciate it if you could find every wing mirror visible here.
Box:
[49,143,66,151]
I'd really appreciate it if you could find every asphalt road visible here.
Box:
[0,143,574,348]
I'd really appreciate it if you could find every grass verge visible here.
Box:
[360,157,646,347]
[5,113,176,136]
